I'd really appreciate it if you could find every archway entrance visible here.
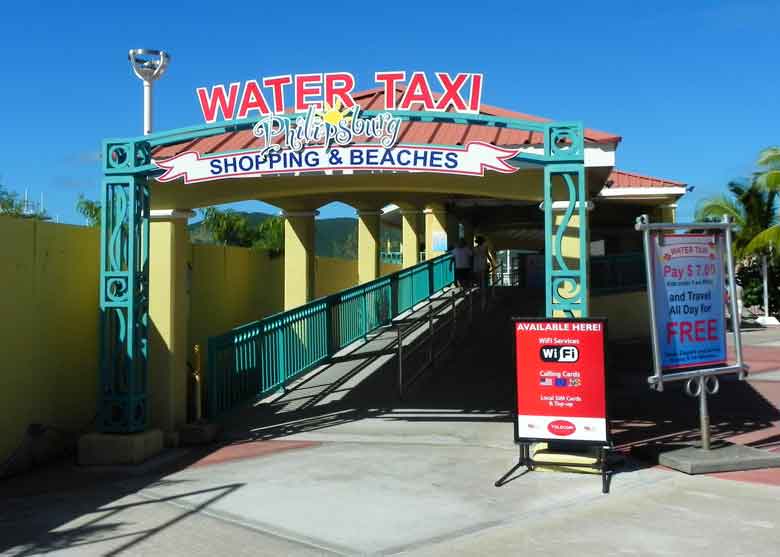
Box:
[98,82,608,434]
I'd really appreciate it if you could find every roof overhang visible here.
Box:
[509,141,616,169]
[596,186,686,201]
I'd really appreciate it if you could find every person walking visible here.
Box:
[452,239,473,288]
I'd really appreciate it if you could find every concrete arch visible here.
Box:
[149,170,548,211]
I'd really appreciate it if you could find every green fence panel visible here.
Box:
[380,251,402,265]
[397,264,431,313]
[334,277,393,349]
[205,253,454,419]
[432,256,455,292]
[590,253,646,293]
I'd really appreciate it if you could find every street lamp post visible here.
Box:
[128,49,170,136]
[763,254,769,319]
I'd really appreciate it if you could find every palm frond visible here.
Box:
[756,169,780,190]
[695,195,745,228]
[757,146,780,168]
[744,224,780,255]
[727,180,748,198]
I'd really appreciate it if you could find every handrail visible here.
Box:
[590,252,646,294]
[380,251,402,265]
[396,263,505,396]
[206,253,454,418]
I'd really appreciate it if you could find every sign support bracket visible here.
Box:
[495,442,612,494]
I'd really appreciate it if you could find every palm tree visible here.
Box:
[76,194,101,227]
[696,179,778,318]
[748,146,780,320]
[695,179,777,259]
[745,146,780,252]
[756,146,780,191]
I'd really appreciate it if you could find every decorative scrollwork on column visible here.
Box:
[103,140,153,174]
[99,176,150,432]
[544,164,589,318]
[546,123,584,162]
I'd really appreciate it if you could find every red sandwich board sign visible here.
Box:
[513,318,610,445]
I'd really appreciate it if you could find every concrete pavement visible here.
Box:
[2,291,779,556]
[3,427,778,556]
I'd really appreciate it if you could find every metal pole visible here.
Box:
[699,377,710,450]
[451,290,457,341]
[129,49,169,136]
[428,303,434,366]
[723,215,745,378]
[763,254,769,319]
[194,344,202,422]
[397,325,404,398]
[638,215,664,390]
[468,285,474,323]
[143,80,153,135]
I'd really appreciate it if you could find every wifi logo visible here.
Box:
[540,346,579,363]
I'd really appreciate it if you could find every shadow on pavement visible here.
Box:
[216,287,525,444]
[217,287,780,469]
[607,340,780,458]
[0,452,245,556]
[3,287,778,553]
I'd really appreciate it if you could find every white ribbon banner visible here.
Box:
[154,142,521,184]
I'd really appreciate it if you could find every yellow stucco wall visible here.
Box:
[0,217,99,467]
[149,218,192,433]
[283,214,316,309]
[0,221,372,466]
[590,290,650,340]
[189,244,284,362]
[357,213,381,284]
[424,206,448,258]
[0,230,288,466]
[401,211,422,268]
[314,257,358,298]
[380,262,402,276]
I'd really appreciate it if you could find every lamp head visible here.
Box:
[128,48,170,83]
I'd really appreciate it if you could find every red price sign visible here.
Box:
[513,318,609,444]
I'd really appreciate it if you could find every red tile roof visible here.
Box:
[608,169,686,189]
[153,87,622,159]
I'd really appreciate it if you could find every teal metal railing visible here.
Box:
[206,253,455,418]
[590,252,646,294]
[380,251,402,265]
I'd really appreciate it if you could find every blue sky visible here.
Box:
[0,1,777,224]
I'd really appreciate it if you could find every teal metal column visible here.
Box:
[99,141,152,432]
[542,124,588,318]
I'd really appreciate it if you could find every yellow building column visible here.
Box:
[148,209,193,440]
[401,209,422,268]
[655,203,678,223]
[283,210,317,309]
[357,209,382,283]
[424,203,448,258]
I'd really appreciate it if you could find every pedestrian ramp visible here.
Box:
[207,266,524,441]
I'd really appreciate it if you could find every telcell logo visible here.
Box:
[540,345,579,363]
[547,420,576,436]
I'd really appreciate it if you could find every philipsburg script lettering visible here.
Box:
[252,105,401,160]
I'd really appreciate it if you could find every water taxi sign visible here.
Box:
[195,71,484,122]
[154,71,524,182]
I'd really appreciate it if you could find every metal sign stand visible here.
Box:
[496,317,613,493]
[635,214,747,451]
[495,441,612,493]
